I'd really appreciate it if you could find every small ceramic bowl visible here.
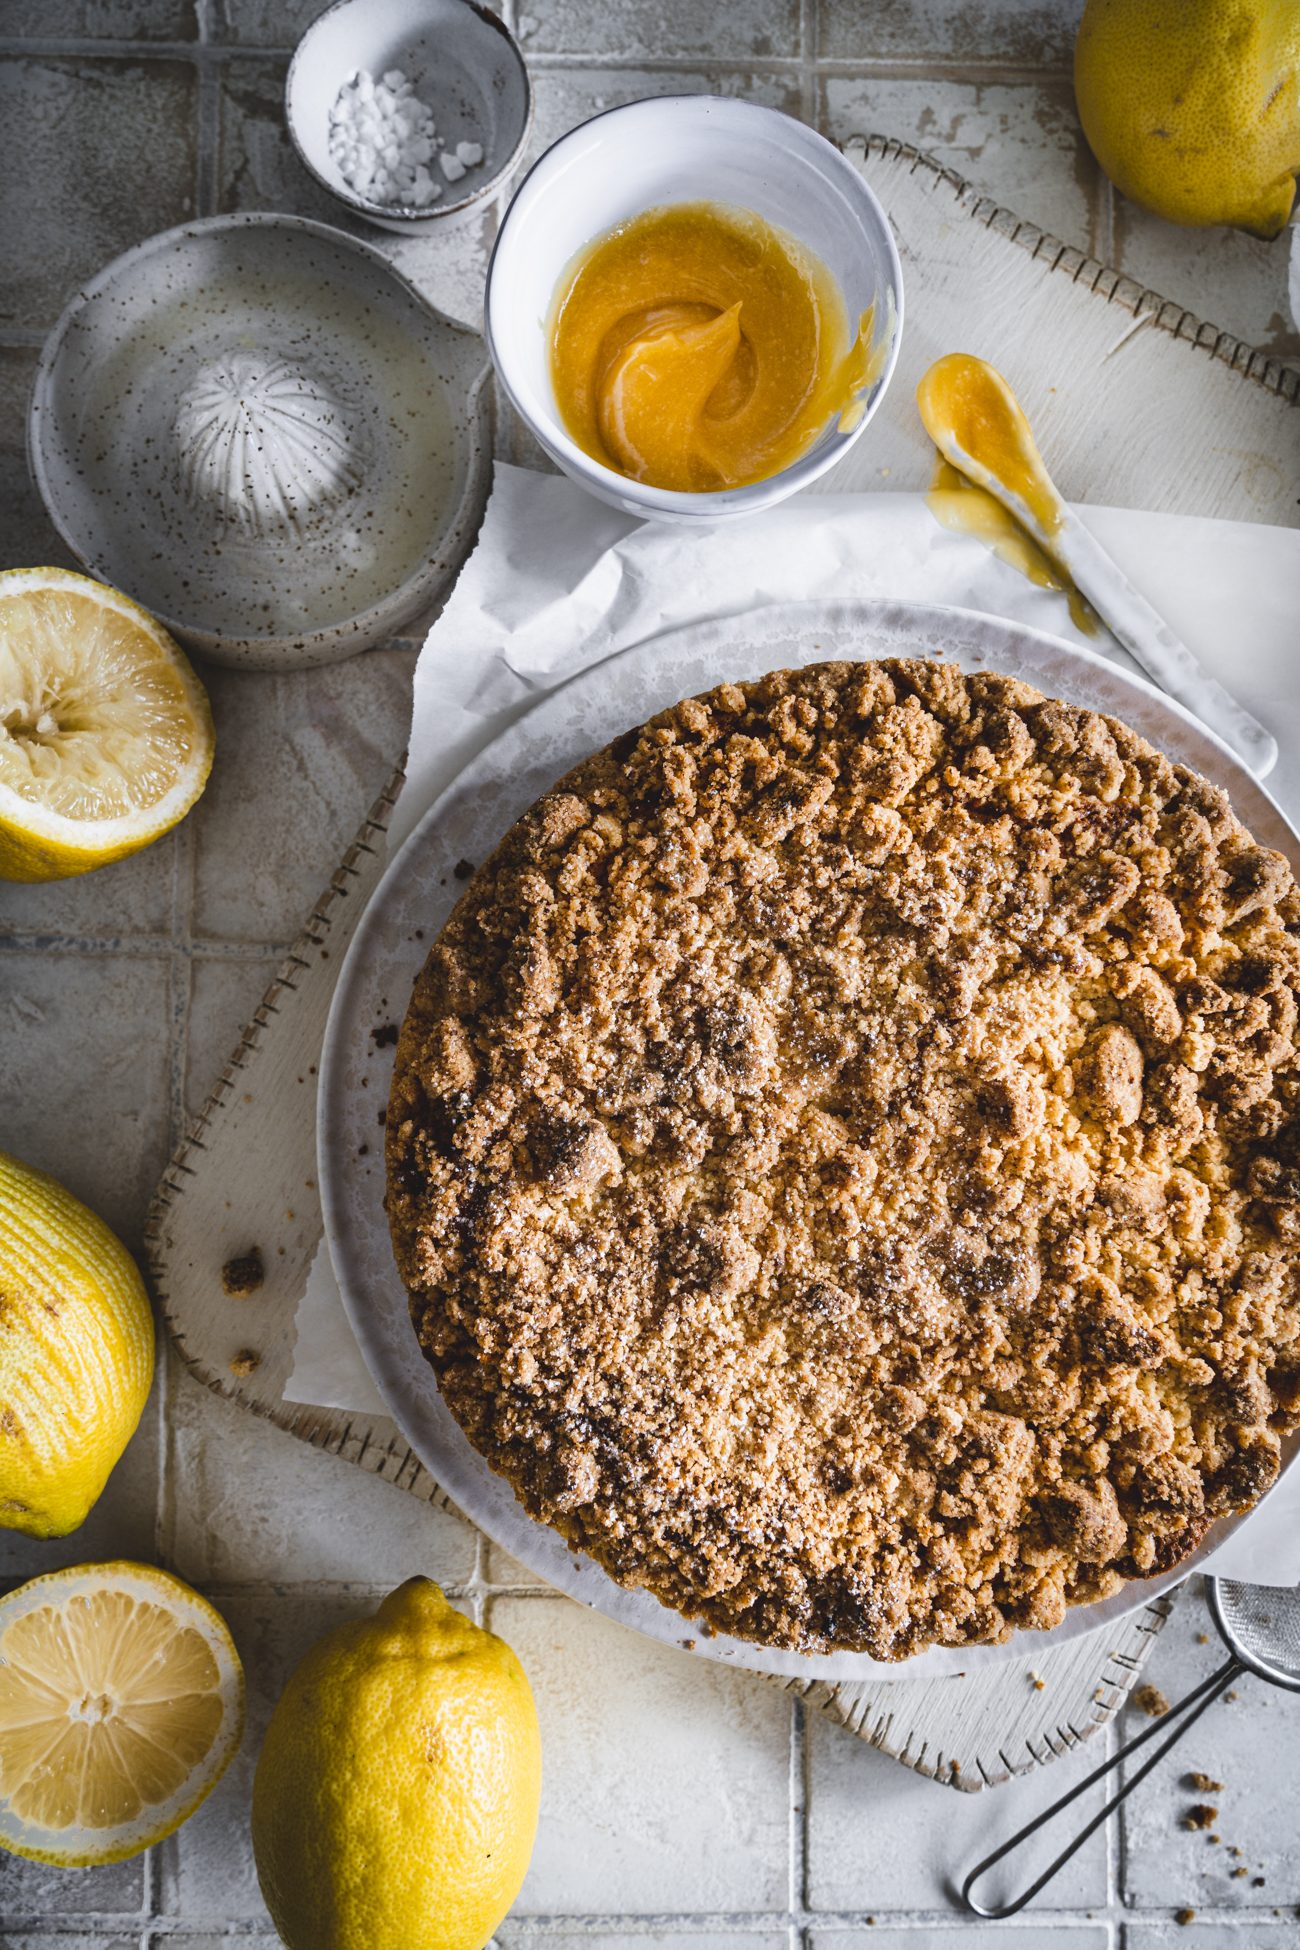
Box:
[286,0,532,233]
[486,96,905,524]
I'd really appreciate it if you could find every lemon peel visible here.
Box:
[0,1148,154,1539]
[253,1578,541,1950]
[1075,0,1300,237]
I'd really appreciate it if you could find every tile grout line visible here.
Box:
[797,0,815,129]
[1096,175,1116,274]
[195,41,223,217]
[7,1900,1295,1935]
[0,35,1081,83]
[790,1692,809,1931]
[0,931,297,958]
[156,50,212,1929]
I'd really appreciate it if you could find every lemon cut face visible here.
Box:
[0,567,214,881]
[0,1562,244,1866]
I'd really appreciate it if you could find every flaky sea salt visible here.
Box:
[329,67,488,210]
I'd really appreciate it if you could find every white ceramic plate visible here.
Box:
[318,598,1300,1680]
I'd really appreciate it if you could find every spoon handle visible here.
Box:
[1056,511,1278,780]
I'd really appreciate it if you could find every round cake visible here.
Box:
[386,659,1300,1659]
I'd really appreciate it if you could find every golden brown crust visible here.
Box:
[385,659,1300,1659]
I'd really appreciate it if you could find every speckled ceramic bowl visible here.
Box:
[29,213,492,669]
[286,0,532,234]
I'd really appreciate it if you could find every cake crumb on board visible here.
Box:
[221,1247,264,1296]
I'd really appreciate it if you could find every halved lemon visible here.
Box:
[0,568,214,882]
[0,1561,244,1865]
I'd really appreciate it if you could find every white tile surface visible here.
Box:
[1124,1929,1300,1948]
[4,0,193,32]
[524,66,806,175]
[1113,199,1300,374]
[190,651,412,944]
[182,950,283,1123]
[492,1595,793,1915]
[0,55,197,330]
[519,0,800,59]
[819,73,1100,256]
[501,1938,788,1950]
[806,1710,1111,1912]
[816,0,1084,64]
[148,1939,277,1949]
[0,1852,145,1929]
[0,347,79,577]
[0,949,174,1245]
[212,0,353,43]
[0,831,178,943]
[0,1937,140,1949]
[1120,1584,1300,1912]
[811,1932,1109,1950]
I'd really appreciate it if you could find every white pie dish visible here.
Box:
[485,97,904,523]
[317,597,1300,1681]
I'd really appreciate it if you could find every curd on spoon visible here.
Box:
[916,351,1278,779]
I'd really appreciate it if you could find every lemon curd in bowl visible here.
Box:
[548,201,883,495]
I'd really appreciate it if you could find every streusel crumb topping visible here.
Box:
[386,660,1300,1658]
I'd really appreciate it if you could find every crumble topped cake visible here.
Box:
[386,660,1300,1659]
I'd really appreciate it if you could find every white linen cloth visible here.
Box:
[288,462,1300,1584]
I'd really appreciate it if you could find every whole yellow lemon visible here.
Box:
[252,1579,542,1950]
[0,1150,155,1537]
[1075,0,1300,236]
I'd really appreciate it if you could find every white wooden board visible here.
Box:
[145,136,1298,1790]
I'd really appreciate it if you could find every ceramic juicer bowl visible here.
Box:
[29,213,492,669]
[486,96,905,523]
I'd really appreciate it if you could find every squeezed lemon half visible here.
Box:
[0,567,214,882]
[0,1561,244,1866]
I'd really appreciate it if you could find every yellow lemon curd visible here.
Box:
[917,352,1094,634]
[549,201,878,493]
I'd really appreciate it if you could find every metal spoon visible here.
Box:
[917,354,1278,780]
